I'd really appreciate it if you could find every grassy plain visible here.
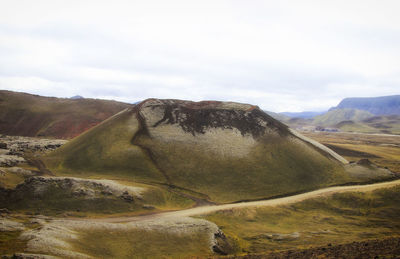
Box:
[0,231,27,255]
[201,185,400,255]
[198,131,400,256]
[69,228,213,259]
[302,131,400,173]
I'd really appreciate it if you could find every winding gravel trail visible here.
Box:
[87,179,400,223]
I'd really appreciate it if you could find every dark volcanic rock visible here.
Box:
[120,191,134,202]
[356,158,373,166]
[213,229,235,255]
[139,99,290,138]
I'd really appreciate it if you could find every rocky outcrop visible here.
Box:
[19,215,232,258]
[0,135,66,169]
[0,218,25,231]
[0,155,25,167]
[212,229,235,255]
[0,176,145,212]
[0,135,67,157]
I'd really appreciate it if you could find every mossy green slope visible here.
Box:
[45,108,164,183]
[136,133,349,203]
[45,99,388,203]
[335,115,400,134]
[313,108,374,127]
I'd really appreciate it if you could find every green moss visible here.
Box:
[45,109,165,183]
[0,231,27,256]
[313,108,374,127]
[0,172,25,189]
[136,134,350,203]
[1,181,195,216]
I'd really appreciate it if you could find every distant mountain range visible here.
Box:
[70,95,84,99]
[281,111,326,119]
[269,95,400,135]
[334,95,400,115]
[313,109,374,127]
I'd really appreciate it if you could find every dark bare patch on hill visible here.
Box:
[324,144,380,158]
[0,90,130,139]
[147,99,289,137]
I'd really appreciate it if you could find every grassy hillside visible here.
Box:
[70,228,214,258]
[0,177,194,216]
[0,90,130,139]
[45,108,164,182]
[202,185,400,255]
[43,99,393,204]
[313,108,373,127]
[329,115,400,135]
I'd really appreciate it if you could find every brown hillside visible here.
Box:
[0,90,131,139]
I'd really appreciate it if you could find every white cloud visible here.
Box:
[0,0,399,112]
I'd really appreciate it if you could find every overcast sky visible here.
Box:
[0,0,399,112]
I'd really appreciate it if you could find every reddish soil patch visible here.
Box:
[225,237,400,259]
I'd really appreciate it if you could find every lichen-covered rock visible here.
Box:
[0,176,145,212]
[0,218,25,231]
[20,215,231,258]
[0,155,25,167]
[5,167,33,176]
[0,135,67,155]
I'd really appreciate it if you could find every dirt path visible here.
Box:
[86,179,400,223]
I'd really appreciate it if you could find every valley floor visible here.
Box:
[1,132,400,258]
[302,131,400,173]
[1,178,400,258]
[79,178,400,223]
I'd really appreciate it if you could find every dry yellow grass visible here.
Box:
[302,132,400,173]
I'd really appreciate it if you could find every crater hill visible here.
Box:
[44,99,394,203]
